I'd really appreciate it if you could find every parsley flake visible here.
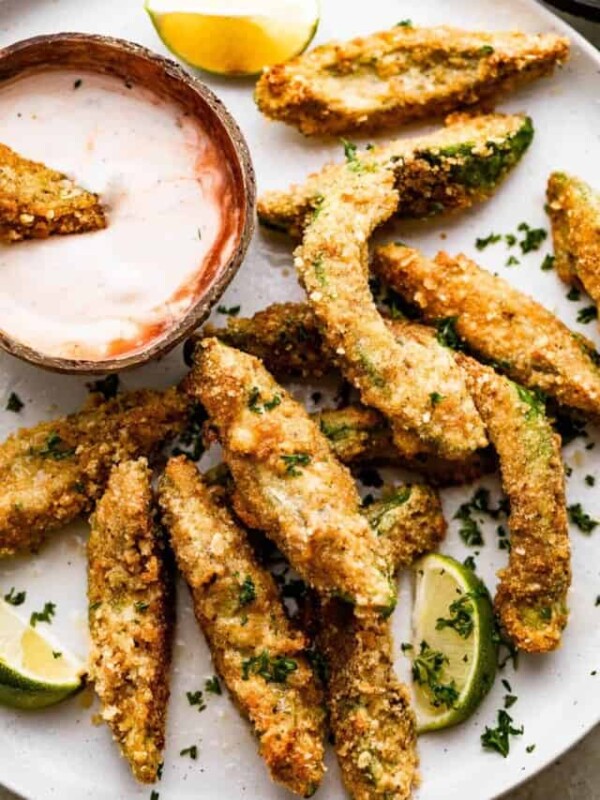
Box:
[412,641,459,709]
[541,254,555,271]
[517,223,547,254]
[241,651,298,684]
[217,304,241,317]
[186,690,206,712]
[567,503,598,534]
[180,745,198,760]
[577,305,597,324]
[475,233,501,250]
[205,675,221,695]
[30,602,56,627]
[238,575,256,607]
[6,392,23,412]
[481,709,524,757]
[4,587,26,606]
[281,452,311,477]
[247,387,282,415]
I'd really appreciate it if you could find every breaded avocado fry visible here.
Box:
[373,244,600,419]
[186,338,396,615]
[0,143,106,242]
[458,355,570,652]
[0,387,188,558]
[547,172,600,311]
[295,166,486,460]
[258,112,534,237]
[158,457,325,797]
[255,25,567,137]
[317,602,418,800]
[88,459,173,783]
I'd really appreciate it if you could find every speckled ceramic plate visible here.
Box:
[0,1,598,799]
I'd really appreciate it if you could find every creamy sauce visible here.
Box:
[0,70,239,361]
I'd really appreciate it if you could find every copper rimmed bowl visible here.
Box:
[0,33,255,374]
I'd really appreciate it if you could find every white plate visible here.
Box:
[0,1,599,799]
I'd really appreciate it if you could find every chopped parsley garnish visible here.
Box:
[30,601,56,627]
[595,596,600,607]
[505,255,520,267]
[6,392,23,412]
[172,402,206,461]
[238,575,256,607]
[567,503,598,534]
[457,516,484,547]
[475,232,501,250]
[36,432,75,461]
[577,305,598,324]
[463,555,477,571]
[281,452,311,477]
[400,642,414,653]
[517,222,547,254]
[481,709,524,757]
[4,587,26,606]
[429,392,445,406]
[151,792,160,800]
[248,387,282,415]
[217,304,241,317]
[436,593,477,639]
[526,744,536,753]
[134,600,149,613]
[73,78,82,89]
[311,194,325,220]
[186,690,206,712]
[503,694,518,709]
[478,45,495,55]
[567,286,581,302]
[412,641,459,709]
[541,254,555,271]
[88,374,120,400]
[241,650,298,683]
[585,475,595,487]
[497,525,511,551]
[205,675,221,695]
[341,138,365,172]
[435,316,463,350]
[396,19,413,26]
[180,745,198,760]
[454,487,506,548]
[52,651,62,659]
[505,234,517,247]
[197,227,202,240]
[493,620,520,670]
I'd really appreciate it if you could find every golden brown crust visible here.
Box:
[258,112,533,237]
[373,244,600,419]
[295,166,486,460]
[186,338,396,614]
[158,457,325,797]
[0,387,188,557]
[88,459,173,783]
[547,172,600,308]
[317,601,418,799]
[255,26,568,136]
[458,356,570,652]
[0,142,106,242]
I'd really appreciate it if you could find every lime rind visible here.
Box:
[412,554,498,733]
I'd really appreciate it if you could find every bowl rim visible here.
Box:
[0,31,256,375]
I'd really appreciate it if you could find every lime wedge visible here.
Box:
[145,0,320,76]
[411,554,497,733]
[0,599,85,709]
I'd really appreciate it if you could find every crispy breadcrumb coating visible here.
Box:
[88,459,173,783]
[374,244,600,419]
[318,601,418,800]
[186,338,396,615]
[295,166,486,460]
[199,303,494,484]
[255,25,567,136]
[258,112,533,237]
[547,172,600,313]
[158,456,325,797]
[0,387,188,557]
[458,355,570,652]
[0,143,106,242]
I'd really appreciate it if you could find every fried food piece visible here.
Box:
[0,143,106,242]
[316,404,495,486]
[458,355,570,652]
[365,484,446,569]
[547,172,600,309]
[295,172,487,459]
[187,338,396,615]
[88,459,173,783]
[158,457,325,797]
[258,112,533,237]
[200,303,494,483]
[317,601,418,800]
[255,25,566,136]
[374,244,600,419]
[0,387,188,557]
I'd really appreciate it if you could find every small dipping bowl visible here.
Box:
[0,33,255,374]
